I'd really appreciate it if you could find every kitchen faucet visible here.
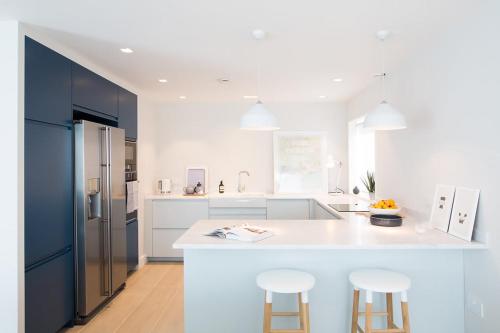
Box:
[238,171,250,193]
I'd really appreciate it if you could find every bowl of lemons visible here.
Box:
[369,199,401,215]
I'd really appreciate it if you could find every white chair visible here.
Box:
[349,269,411,333]
[257,269,315,333]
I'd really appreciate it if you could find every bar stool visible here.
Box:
[349,269,411,333]
[257,269,315,333]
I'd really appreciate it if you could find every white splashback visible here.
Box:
[144,101,347,195]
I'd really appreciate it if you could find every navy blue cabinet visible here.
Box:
[25,120,73,268]
[25,249,74,333]
[126,219,139,272]
[25,38,74,333]
[72,62,119,118]
[118,87,138,140]
[25,37,72,126]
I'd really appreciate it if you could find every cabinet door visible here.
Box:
[267,199,310,219]
[25,121,73,267]
[25,249,74,333]
[72,62,118,117]
[118,87,138,140]
[153,200,209,228]
[127,219,139,271]
[313,202,340,219]
[25,37,72,126]
[153,229,186,258]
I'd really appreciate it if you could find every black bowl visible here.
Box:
[370,214,403,227]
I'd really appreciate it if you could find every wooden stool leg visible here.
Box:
[301,292,310,333]
[351,289,360,333]
[386,292,394,329]
[298,293,304,329]
[401,291,411,333]
[365,291,373,333]
[263,291,272,333]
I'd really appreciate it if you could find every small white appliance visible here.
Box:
[158,179,172,194]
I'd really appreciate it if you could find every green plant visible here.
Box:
[361,171,375,193]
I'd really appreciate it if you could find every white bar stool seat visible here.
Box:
[349,269,411,333]
[349,269,411,293]
[257,269,315,333]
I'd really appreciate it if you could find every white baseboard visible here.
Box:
[138,255,148,268]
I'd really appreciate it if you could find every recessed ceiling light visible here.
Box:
[217,78,231,83]
[319,95,326,99]
[120,48,133,54]
[158,79,168,83]
[179,96,187,100]
[333,78,344,82]
[243,95,259,99]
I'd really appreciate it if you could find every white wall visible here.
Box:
[347,2,500,332]
[0,20,23,333]
[137,98,159,265]
[143,101,347,195]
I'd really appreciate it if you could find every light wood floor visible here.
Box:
[63,262,184,333]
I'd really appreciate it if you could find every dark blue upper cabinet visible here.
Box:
[25,37,72,126]
[25,121,73,268]
[72,62,119,118]
[118,87,138,140]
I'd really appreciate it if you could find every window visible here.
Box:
[348,116,375,193]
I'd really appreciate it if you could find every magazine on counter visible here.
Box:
[205,224,274,242]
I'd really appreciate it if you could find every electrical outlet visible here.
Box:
[467,295,485,319]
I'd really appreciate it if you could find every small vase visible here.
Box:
[369,192,376,201]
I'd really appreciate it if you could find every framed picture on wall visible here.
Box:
[430,184,456,232]
[273,131,328,193]
[448,187,480,241]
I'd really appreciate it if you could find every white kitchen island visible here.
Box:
[173,200,485,333]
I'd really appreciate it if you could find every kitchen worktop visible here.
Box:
[173,217,486,250]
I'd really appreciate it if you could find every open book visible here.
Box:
[205,224,274,242]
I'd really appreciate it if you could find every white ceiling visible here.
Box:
[1,0,475,103]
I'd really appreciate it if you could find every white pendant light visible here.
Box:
[364,100,406,130]
[240,30,280,131]
[240,101,279,130]
[364,30,407,130]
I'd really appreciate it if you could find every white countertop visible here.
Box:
[173,217,486,250]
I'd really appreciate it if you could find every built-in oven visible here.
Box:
[125,140,137,221]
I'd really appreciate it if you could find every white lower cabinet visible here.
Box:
[153,200,208,228]
[313,202,340,219]
[266,199,310,219]
[145,199,209,260]
[152,229,187,258]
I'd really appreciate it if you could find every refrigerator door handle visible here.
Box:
[100,126,113,297]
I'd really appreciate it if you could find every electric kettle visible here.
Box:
[158,179,172,194]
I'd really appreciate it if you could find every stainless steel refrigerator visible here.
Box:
[74,120,127,321]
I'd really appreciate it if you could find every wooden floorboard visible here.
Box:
[62,262,184,333]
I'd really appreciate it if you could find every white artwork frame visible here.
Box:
[448,187,480,241]
[186,166,208,194]
[430,184,456,232]
[273,131,328,194]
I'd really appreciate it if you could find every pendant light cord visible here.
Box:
[381,37,387,102]
[257,38,261,101]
